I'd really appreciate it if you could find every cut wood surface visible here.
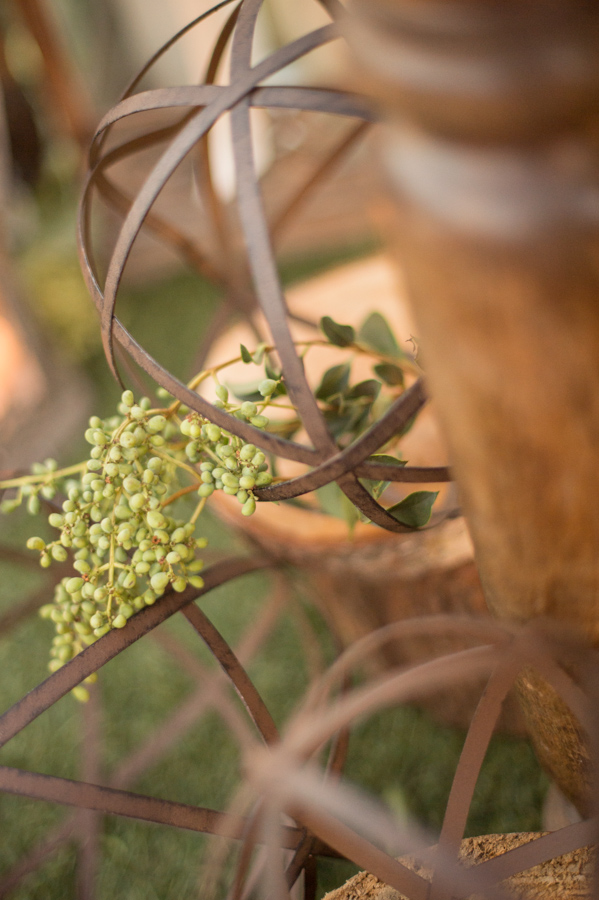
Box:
[322,833,593,900]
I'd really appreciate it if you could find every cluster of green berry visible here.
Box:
[0,386,275,699]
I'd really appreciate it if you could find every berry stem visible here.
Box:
[0,462,86,490]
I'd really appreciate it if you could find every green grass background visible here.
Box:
[0,252,548,899]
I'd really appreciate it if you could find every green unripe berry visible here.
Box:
[166,551,180,565]
[119,603,133,619]
[39,604,54,619]
[239,443,257,461]
[123,571,136,590]
[119,431,137,449]
[146,510,165,529]
[212,467,225,480]
[221,473,239,488]
[74,622,92,636]
[122,389,135,407]
[224,456,239,472]
[254,471,273,487]
[172,576,186,593]
[51,545,68,562]
[72,686,90,703]
[142,468,154,485]
[250,415,269,429]
[206,424,221,442]
[237,490,249,504]
[66,577,84,594]
[123,475,141,494]
[144,589,157,605]
[57,644,74,662]
[130,405,145,420]
[93,624,111,637]
[198,483,214,498]
[41,484,56,500]
[258,378,277,397]
[215,384,229,402]
[187,559,204,573]
[27,536,46,551]
[189,575,205,589]
[40,552,52,568]
[150,572,169,594]
[242,497,257,517]
[239,475,256,490]
[90,613,104,629]
[241,401,258,418]
[135,561,151,575]
[147,415,167,433]
[48,659,64,673]
[113,614,127,629]
[223,485,238,495]
[171,527,186,544]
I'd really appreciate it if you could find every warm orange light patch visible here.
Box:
[0,314,44,419]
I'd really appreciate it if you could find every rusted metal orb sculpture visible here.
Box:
[78,0,450,534]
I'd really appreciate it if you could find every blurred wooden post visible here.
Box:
[345,0,599,811]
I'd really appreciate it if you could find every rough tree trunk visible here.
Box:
[346,0,599,812]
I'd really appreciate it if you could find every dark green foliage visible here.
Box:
[387,491,439,528]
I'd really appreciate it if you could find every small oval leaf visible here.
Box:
[373,362,404,386]
[240,344,253,364]
[387,491,439,528]
[315,363,351,401]
[359,312,401,358]
[320,316,355,348]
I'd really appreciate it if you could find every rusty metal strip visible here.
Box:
[88,0,239,165]
[0,766,304,847]
[84,26,339,380]
[254,380,428,501]
[227,16,423,530]
[430,648,526,900]
[93,86,372,140]
[288,798,429,900]
[182,602,279,745]
[474,819,597,882]
[0,557,268,750]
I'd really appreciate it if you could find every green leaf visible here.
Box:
[373,362,404,387]
[346,379,381,401]
[359,313,401,358]
[316,363,351,401]
[231,387,263,402]
[252,344,267,365]
[240,344,253,364]
[320,316,355,348]
[316,482,359,532]
[265,362,280,381]
[367,454,406,467]
[387,491,438,528]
